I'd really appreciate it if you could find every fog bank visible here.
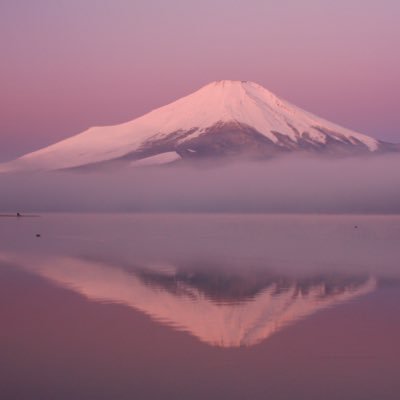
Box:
[1,155,399,213]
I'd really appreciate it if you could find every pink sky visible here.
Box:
[1,0,399,161]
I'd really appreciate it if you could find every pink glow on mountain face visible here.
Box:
[1,1,399,161]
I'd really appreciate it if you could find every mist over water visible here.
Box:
[1,154,400,213]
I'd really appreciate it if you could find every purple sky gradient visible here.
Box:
[1,0,399,161]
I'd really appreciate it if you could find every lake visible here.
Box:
[1,213,400,399]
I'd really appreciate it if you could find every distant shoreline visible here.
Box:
[0,214,40,218]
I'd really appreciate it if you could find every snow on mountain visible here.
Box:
[1,80,395,172]
[2,253,377,347]
[129,151,181,167]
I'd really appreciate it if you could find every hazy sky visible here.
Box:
[1,0,399,161]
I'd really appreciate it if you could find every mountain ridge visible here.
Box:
[1,80,398,172]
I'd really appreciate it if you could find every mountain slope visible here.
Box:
[1,80,396,172]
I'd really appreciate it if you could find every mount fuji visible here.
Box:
[1,80,398,172]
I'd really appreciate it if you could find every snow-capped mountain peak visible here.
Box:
[1,80,396,172]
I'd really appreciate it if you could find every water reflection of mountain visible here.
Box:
[136,267,372,304]
[4,254,376,347]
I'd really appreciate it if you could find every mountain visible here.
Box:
[1,80,397,172]
[1,252,376,347]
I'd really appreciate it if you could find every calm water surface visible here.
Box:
[1,213,400,400]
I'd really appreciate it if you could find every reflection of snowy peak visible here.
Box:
[8,255,377,347]
[1,80,397,172]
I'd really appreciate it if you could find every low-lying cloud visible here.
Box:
[1,154,400,213]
